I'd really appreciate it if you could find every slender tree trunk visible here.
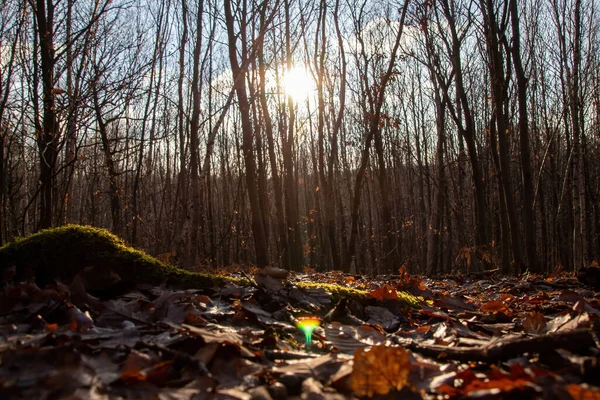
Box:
[224,0,270,267]
[509,0,537,271]
[568,0,588,271]
[258,7,287,267]
[92,87,122,236]
[481,0,523,271]
[174,0,189,261]
[283,0,303,271]
[34,0,59,230]
[440,0,489,252]
[345,1,409,271]
[426,86,446,275]
[188,0,205,266]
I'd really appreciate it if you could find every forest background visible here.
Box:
[0,0,598,276]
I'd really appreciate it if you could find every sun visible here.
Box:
[282,65,315,103]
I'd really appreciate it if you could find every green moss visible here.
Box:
[0,225,422,307]
[395,291,421,309]
[0,225,245,288]
[296,281,369,303]
[295,281,420,308]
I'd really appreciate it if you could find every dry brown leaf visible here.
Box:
[260,266,289,280]
[121,350,155,379]
[522,312,546,334]
[349,345,412,397]
[481,300,508,313]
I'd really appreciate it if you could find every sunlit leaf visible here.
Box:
[463,366,532,394]
[437,366,533,397]
[369,285,398,301]
[67,306,94,332]
[324,323,385,353]
[349,345,412,397]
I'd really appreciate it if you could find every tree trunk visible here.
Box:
[92,87,122,236]
[480,0,523,271]
[34,0,59,230]
[345,1,409,271]
[509,0,537,272]
[224,0,270,268]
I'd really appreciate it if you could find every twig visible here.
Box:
[262,349,320,361]
[392,328,597,363]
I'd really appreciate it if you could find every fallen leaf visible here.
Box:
[369,285,399,301]
[435,294,477,311]
[349,345,412,397]
[324,323,386,353]
[522,312,546,334]
[119,350,156,382]
[260,266,289,280]
[67,305,95,332]
[481,300,508,313]
[567,384,600,399]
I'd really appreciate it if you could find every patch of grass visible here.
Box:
[0,225,246,288]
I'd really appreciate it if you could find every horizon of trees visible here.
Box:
[1,0,599,275]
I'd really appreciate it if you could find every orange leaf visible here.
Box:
[438,366,533,396]
[44,323,58,331]
[349,345,412,397]
[369,286,398,301]
[567,384,600,399]
[145,360,173,385]
[464,374,530,393]
[481,300,508,313]
[121,350,154,378]
[185,312,208,326]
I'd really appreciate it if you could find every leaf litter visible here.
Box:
[1,266,599,399]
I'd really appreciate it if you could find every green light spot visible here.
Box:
[297,317,321,350]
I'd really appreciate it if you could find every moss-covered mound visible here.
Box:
[0,225,241,288]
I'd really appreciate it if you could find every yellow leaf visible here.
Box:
[349,345,412,397]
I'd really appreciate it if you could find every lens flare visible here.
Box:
[297,316,321,350]
[282,66,314,103]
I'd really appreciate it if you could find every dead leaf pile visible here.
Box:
[0,267,599,399]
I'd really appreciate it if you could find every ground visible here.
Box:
[0,226,599,399]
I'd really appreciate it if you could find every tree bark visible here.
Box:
[509,0,537,272]
[224,0,270,268]
[34,0,59,230]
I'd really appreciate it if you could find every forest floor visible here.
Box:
[1,265,599,399]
